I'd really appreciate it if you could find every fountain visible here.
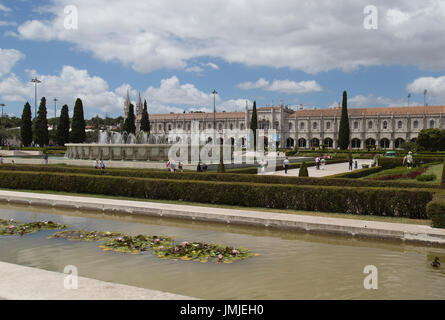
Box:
[65,130,172,161]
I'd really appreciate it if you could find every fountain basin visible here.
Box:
[65,144,171,161]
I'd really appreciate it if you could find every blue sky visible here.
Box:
[1,0,445,119]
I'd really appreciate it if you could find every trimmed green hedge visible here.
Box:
[329,166,383,179]
[427,194,445,228]
[0,170,434,218]
[228,159,348,174]
[441,161,445,188]
[0,163,440,189]
[378,157,441,169]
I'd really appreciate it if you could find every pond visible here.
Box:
[0,203,444,299]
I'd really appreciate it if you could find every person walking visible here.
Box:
[44,154,48,165]
[406,151,413,169]
[348,158,353,171]
[315,157,320,170]
[178,161,183,172]
[197,162,202,172]
[202,163,208,172]
[321,157,326,170]
[283,157,290,174]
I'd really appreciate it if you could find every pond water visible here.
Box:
[1,203,445,300]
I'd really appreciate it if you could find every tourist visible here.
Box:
[348,158,353,171]
[171,159,177,172]
[197,162,202,172]
[178,161,183,172]
[403,155,407,168]
[202,163,208,172]
[406,151,413,169]
[283,157,290,174]
[44,154,48,165]
[166,160,172,172]
[321,158,326,170]
[0,156,3,164]
[315,156,320,170]
[94,159,100,169]
[100,159,106,170]
[354,160,358,170]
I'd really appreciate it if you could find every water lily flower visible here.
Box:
[158,246,164,251]
[9,219,14,222]
[218,254,223,260]
[181,241,189,246]
[231,249,239,255]
[154,238,160,243]
[116,237,123,242]
[8,225,15,229]
[174,247,179,252]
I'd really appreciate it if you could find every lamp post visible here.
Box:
[30,77,41,119]
[212,90,217,144]
[424,89,428,106]
[53,98,58,130]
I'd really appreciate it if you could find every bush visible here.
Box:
[427,195,445,228]
[228,159,348,174]
[378,157,441,169]
[299,162,308,177]
[0,163,441,190]
[0,170,434,218]
[330,166,383,179]
[442,161,445,188]
[416,174,437,182]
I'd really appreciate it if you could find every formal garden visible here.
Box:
[0,152,444,229]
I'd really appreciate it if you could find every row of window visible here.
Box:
[156,122,245,131]
[291,137,413,149]
[295,119,437,131]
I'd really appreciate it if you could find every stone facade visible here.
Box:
[126,98,445,149]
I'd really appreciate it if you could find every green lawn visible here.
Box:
[0,187,431,226]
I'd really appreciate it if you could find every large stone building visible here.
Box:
[125,96,445,149]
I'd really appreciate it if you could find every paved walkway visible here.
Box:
[267,159,373,177]
[0,190,444,246]
[0,261,195,300]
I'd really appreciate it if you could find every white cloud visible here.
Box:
[0,21,17,27]
[238,78,322,94]
[185,65,204,74]
[0,67,250,117]
[13,0,445,74]
[0,66,124,117]
[205,62,219,70]
[0,48,24,77]
[407,75,445,104]
[349,94,415,107]
[0,4,11,12]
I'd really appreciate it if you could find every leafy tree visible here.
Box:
[33,97,49,147]
[299,162,308,177]
[20,102,33,146]
[70,98,86,143]
[250,101,258,150]
[140,99,150,133]
[57,104,70,146]
[417,128,442,151]
[123,103,136,134]
[338,90,350,150]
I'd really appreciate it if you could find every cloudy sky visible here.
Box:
[1,0,445,118]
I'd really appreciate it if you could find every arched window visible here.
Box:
[368,121,373,129]
[383,121,388,129]
[398,121,403,129]
[313,122,318,130]
[289,122,293,130]
[351,138,361,148]
[168,124,172,130]
[218,123,223,130]
[324,138,333,148]
[413,120,418,129]
[298,138,306,148]
[208,123,212,129]
[229,123,233,130]
[274,121,279,130]
[430,120,435,128]
[326,121,331,130]
[300,122,305,130]
[187,123,191,130]
[159,124,162,131]
[353,121,359,129]
[240,123,244,130]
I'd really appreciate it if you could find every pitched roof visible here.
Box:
[288,105,445,118]
[149,111,244,121]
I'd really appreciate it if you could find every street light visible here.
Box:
[30,77,41,119]
[212,89,218,144]
[424,89,428,106]
[53,98,58,130]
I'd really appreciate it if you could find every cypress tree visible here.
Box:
[33,97,49,147]
[140,99,150,133]
[123,104,136,134]
[338,90,350,150]
[250,101,258,149]
[57,104,70,146]
[20,102,33,146]
[70,98,86,143]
